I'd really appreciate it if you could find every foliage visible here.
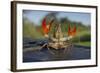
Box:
[23,17,44,39]
[23,12,91,47]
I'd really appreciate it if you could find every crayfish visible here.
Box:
[39,17,77,55]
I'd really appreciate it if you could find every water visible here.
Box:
[23,46,90,62]
[23,38,90,62]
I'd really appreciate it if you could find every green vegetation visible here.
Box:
[76,41,91,47]
[23,17,44,39]
[23,13,91,47]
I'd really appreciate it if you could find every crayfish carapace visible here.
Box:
[40,17,77,55]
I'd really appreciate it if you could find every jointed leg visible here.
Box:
[38,43,47,51]
[47,45,56,55]
[64,43,73,55]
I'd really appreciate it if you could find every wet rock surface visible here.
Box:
[23,38,90,62]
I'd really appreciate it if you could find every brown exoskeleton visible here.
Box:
[40,17,77,55]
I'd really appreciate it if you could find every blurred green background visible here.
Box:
[23,11,91,47]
